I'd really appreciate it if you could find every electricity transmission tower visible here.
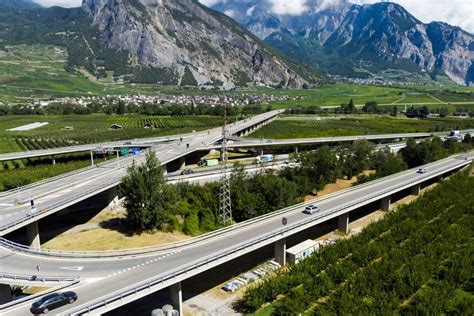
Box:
[219,107,232,225]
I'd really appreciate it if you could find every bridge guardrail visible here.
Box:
[0,150,147,201]
[0,272,79,284]
[68,156,472,315]
[0,177,121,232]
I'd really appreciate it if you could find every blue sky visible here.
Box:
[33,0,474,33]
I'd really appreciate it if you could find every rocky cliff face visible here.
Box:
[210,0,474,85]
[81,0,319,88]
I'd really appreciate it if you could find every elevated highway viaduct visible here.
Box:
[0,120,468,250]
[0,111,282,247]
[0,153,471,315]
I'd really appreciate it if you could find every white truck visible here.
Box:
[449,130,463,141]
[255,154,273,163]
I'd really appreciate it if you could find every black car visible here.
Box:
[180,168,194,175]
[30,291,77,314]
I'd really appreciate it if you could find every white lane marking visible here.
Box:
[59,266,84,271]
[106,251,181,278]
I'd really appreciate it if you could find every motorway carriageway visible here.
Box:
[1,153,472,315]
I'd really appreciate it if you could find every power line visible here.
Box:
[219,107,232,225]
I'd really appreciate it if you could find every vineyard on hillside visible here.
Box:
[237,171,474,315]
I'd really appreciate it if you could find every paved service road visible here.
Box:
[1,153,471,315]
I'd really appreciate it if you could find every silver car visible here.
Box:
[303,204,319,214]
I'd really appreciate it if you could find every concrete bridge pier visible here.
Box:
[0,284,12,304]
[381,196,391,212]
[170,282,182,315]
[411,184,421,196]
[26,220,41,249]
[178,157,186,171]
[338,213,349,234]
[107,186,119,207]
[274,237,286,266]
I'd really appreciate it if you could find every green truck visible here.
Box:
[198,159,219,167]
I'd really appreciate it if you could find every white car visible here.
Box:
[303,204,319,214]
[417,168,427,174]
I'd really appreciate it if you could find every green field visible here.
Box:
[249,116,474,139]
[266,84,474,109]
[238,171,474,315]
[0,114,225,153]
[0,45,160,103]
[1,45,473,109]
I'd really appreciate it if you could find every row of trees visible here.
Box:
[120,141,381,234]
[0,102,267,117]
[236,171,474,315]
[120,152,303,234]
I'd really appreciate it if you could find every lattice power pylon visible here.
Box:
[219,108,232,225]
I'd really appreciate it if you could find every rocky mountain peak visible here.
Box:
[209,0,474,85]
[81,0,320,88]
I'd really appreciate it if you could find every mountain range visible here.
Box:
[211,0,474,86]
[0,0,473,87]
[0,0,324,88]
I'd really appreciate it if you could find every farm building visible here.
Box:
[109,124,123,130]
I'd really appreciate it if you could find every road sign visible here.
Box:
[120,147,129,156]
[132,147,141,155]
[107,147,115,155]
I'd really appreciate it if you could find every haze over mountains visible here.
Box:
[210,0,474,86]
[0,0,473,87]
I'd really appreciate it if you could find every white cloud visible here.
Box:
[201,0,308,15]
[199,0,223,6]
[350,0,474,34]
[33,0,474,33]
[269,0,308,15]
[33,0,82,7]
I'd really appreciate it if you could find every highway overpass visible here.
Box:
[0,123,464,245]
[0,153,471,315]
[0,136,181,162]
[208,129,474,152]
[0,111,282,243]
